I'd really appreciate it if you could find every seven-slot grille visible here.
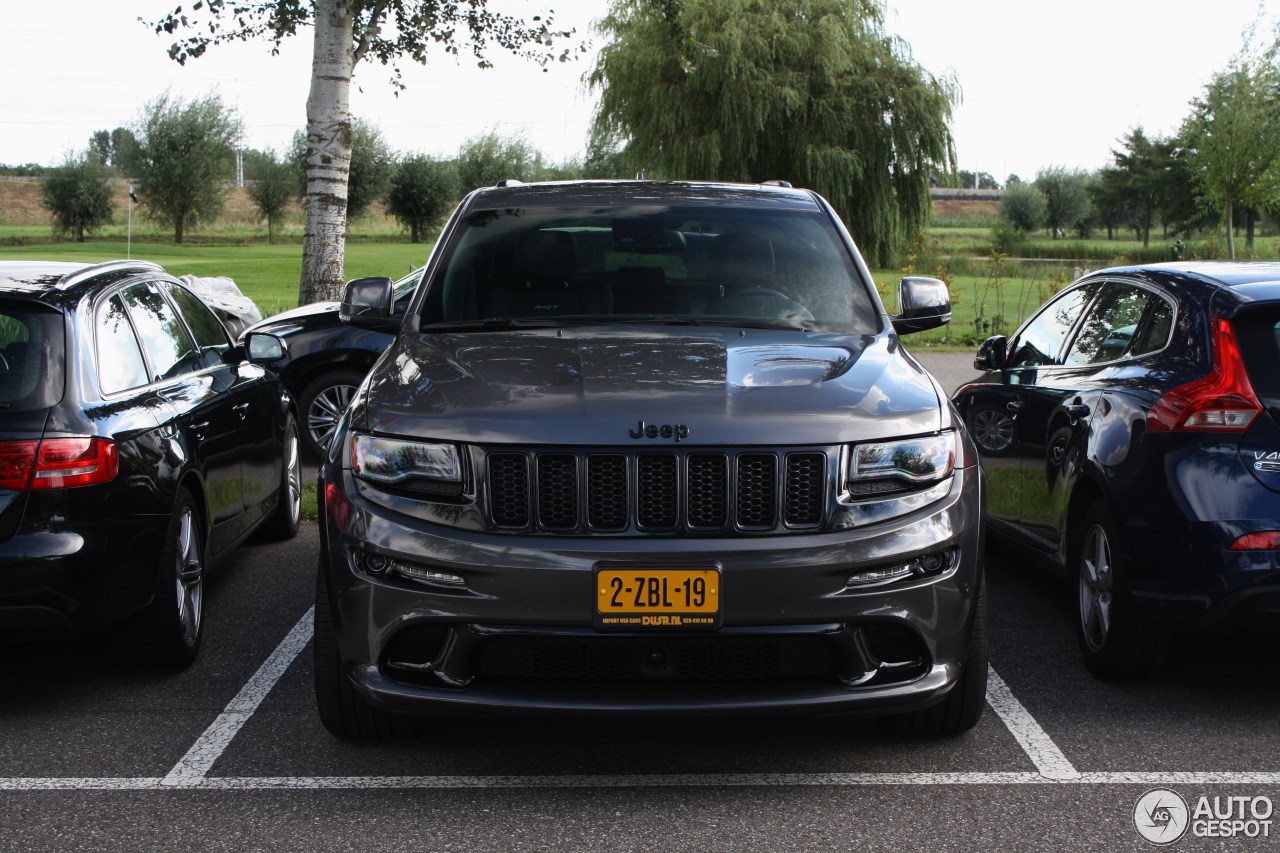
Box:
[485,448,828,533]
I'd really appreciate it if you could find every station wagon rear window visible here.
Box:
[0,302,64,411]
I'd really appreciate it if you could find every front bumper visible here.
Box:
[320,462,985,717]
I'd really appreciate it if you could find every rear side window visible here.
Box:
[96,296,150,395]
[121,282,199,382]
[0,303,65,410]
[1064,283,1168,366]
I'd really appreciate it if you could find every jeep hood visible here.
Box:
[360,328,942,446]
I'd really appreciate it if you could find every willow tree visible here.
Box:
[588,0,957,266]
[147,1,577,304]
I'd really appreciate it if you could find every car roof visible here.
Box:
[1095,261,1280,306]
[0,260,166,307]
[464,180,820,211]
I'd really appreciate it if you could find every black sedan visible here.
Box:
[0,259,301,666]
[953,261,1280,679]
[242,269,421,457]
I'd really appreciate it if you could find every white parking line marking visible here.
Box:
[5,772,1280,791]
[2,615,1275,793]
[985,669,1080,780]
[160,607,315,788]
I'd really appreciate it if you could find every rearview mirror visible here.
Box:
[890,277,951,335]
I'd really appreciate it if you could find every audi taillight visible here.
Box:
[1147,318,1262,432]
[0,438,118,491]
[1228,531,1280,550]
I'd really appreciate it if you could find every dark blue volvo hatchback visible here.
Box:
[954,261,1280,679]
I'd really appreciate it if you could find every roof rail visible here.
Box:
[56,259,164,290]
[496,179,524,187]
[760,179,793,188]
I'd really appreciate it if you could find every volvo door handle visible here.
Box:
[232,402,251,420]
[190,421,210,440]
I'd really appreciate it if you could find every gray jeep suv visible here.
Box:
[315,181,986,738]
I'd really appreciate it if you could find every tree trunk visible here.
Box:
[1226,202,1236,260]
[299,0,355,305]
[175,214,185,245]
[1246,208,1256,254]
[411,223,420,244]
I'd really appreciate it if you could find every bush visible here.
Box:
[999,182,1047,233]
[40,151,114,242]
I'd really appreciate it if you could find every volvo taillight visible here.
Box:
[0,438,118,491]
[1147,318,1262,432]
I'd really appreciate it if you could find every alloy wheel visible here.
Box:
[1078,523,1113,653]
[175,507,204,646]
[307,383,357,452]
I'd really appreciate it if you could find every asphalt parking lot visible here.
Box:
[2,352,1277,851]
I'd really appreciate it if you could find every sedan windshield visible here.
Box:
[417,205,879,334]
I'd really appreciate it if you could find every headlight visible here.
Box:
[352,434,463,496]
[845,432,955,498]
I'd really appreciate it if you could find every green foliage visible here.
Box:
[245,150,295,244]
[386,155,460,243]
[148,1,579,85]
[1181,35,1280,258]
[132,91,242,244]
[999,182,1048,233]
[1033,167,1093,239]
[39,151,115,242]
[588,0,957,267]
[456,130,542,191]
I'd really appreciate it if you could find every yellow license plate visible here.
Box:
[595,567,721,629]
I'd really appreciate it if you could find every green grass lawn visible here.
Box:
[0,240,430,317]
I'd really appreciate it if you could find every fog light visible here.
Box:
[846,548,957,588]
[393,564,466,588]
[846,565,914,587]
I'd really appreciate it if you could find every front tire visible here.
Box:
[133,487,205,667]
[314,558,416,740]
[299,370,364,458]
[885,573,988,736]
[1074,501,1172,680]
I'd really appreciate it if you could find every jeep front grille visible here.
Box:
[484,448,828,533]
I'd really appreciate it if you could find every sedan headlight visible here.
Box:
[352,434,464,496]
[845,432,955,498]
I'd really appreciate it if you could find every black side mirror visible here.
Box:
[890,276,952,335]
[974,335,1008,371]
[340,276,398,331]
[244,331,288,363]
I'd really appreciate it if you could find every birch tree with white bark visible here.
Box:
[146,0,577,304]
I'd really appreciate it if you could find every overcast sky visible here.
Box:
[1,1,1275,181]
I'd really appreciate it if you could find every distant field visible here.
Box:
[0,240,430,316]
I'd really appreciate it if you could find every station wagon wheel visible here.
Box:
[300,369,365,459]
[1072,501,1172,680]
[968,405,1015,457]
[260,413,302,541]
[132,487,205,667]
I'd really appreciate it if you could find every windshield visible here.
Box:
[416,205,878,333]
